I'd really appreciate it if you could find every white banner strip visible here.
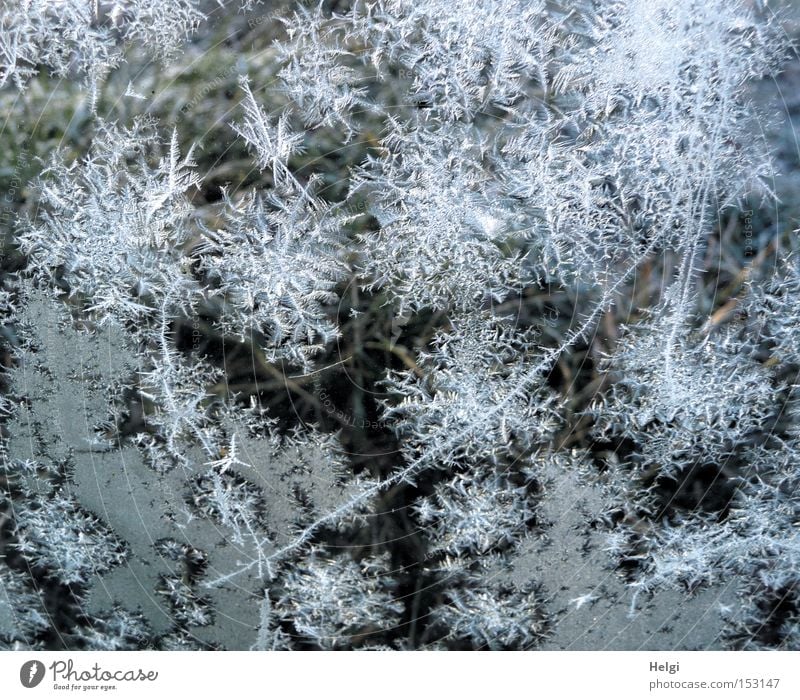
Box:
[1,651,797,700]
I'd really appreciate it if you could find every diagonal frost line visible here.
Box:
[263,236,666,572]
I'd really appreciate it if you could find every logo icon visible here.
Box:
[20,660,45,689]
